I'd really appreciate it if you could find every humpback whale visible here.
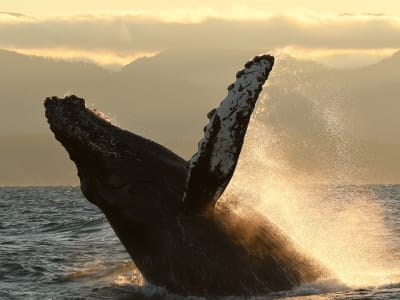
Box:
[45,55,327,296]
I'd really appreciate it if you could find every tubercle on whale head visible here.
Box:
[44,95,117,160]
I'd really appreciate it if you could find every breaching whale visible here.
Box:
[45,55,326,296]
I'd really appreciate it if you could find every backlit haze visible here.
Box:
[2,1,400,68]
[1,1,400,185]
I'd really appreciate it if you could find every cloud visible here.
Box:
[1,10,399,66]
[0,11,31,18]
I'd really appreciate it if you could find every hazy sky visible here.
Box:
[2,1,400,16]
[1,1,400,185]
[1,1,400,67]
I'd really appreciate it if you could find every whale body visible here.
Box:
[45,55,326,296]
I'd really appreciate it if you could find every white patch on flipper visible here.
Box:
[191,58,271,172]
[184,55,274,211]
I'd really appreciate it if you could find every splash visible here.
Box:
[227,113,399,288]
[114,269,144,286]
[225,58,399,288]
[64,259,143,285]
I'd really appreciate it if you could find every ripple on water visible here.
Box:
[0,186,399,299]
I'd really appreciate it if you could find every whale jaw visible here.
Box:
[44,95,187,213]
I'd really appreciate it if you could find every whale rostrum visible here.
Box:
[45,54,328,296]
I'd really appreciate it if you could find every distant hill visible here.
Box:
[1,49,399,185]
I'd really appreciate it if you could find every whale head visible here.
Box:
[45,96,187,222]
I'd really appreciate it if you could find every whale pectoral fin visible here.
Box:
[183,55,275,215]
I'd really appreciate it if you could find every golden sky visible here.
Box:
[1,1,400,68]
[1,1,400,185]
[2,1,400,16]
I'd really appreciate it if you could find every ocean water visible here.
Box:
[0,186,399,299]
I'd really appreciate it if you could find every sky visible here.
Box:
[1,1,400,185]
[1,1,400,68]
[2,1,400,16]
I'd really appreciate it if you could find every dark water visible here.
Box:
[0,186,399,299]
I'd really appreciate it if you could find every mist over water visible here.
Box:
[227,95,400,293]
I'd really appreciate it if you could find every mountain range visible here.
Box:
[1,49,399,185]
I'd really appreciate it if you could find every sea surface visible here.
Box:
[0,186,399,299]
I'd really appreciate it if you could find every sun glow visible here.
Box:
[3,47,160,69]
[1,8,400,68]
